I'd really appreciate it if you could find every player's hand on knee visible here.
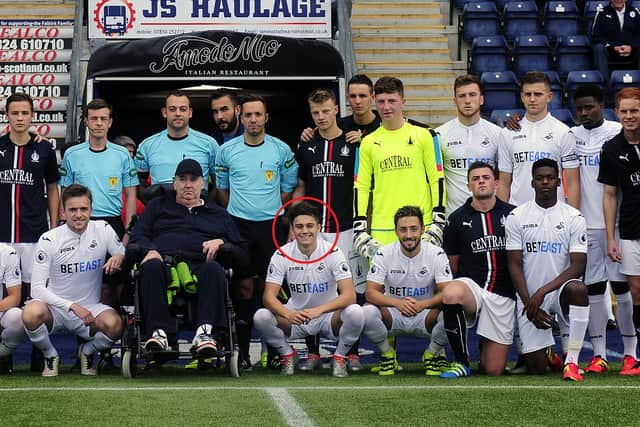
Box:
[203,238,224,262]
[142,249,162,264]
[531,308,552,330]
[525,289,546,321]
[70,303,94,326]
[353,218,381,259]
[290,311,310,325]
[396,298,418,317]
[103,254,124,275]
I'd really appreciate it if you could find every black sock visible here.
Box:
[347,339,360,356]
[305,334,320,355]
[235,299,253,361]
[442,303,469,367]
[633,305,640,336]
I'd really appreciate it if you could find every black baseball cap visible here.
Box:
[174,158,203,177]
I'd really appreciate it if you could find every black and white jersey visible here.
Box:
[0,134,59,243]
[266,238,352,311]
[296,131,355,232]
[505,201,587,295]
[598,131,640,239]
[444,198,516,299]
[339,112,381,138]
[30,220,125,311]
[368,241,452,300]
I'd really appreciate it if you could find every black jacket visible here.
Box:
[592,4,640,48]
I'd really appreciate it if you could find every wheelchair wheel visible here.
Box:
[122,350,137,379]
[228,348,242,378]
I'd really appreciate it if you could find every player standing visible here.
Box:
[436,75,500,215]
[598,87,640,374]
[506,159,589,381]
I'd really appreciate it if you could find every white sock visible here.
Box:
[25,323,57,358]
[615,291,637,358]
[427,315,447,355]
[587,294,608,358]
[564,305,590,365]
[0,307,24,355]
[605,284,614,320]
[335,305,364,357]
[82,331,114,355]
[253,308,291,356]
[362,305,391,353]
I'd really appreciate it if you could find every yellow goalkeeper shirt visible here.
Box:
[354,120,446,239]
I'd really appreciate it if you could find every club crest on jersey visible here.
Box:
[340,145,350,157]
[88,240,98,250]
[317,262,326,272]
[265,170,274,182]
[30,151,40,163]
[554,221,565,231]
[480,137,491,147]
[544,133,554,141]
[109,177,118,188]
[418,266,428,276]
[36,250,47,264]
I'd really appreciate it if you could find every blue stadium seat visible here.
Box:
[481,71,521,115]
[495,0,521,12]
[543,71,564,109]
[513,35,552,76]
[469,36,510,75]
[556,35,592,78]
[462,2,500,42]
[566,70,604,110]
[544,1,580,41]
[603,108,618,121]
[454,0,478,10]
[631,0,640,10]
[583,1,608,37]
[608,70,640,105]
[550,108,575,126]
[490,108,525,126]
[504,1,540,40]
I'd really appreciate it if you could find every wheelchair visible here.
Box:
[119,244,244,378]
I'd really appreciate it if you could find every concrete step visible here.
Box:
[358,60,454,71]
[366,71,458,84]
[351,15,443,26]
[356,50,451,62]
[352,4,440,14]
[405,109,458,127]
[352,25,446,35]
[405,97,454,107]
[402,85,453,97]
[353,36,449,50]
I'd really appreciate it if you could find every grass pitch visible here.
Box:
[2,362,640,426]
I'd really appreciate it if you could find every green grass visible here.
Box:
[2,363,640,426]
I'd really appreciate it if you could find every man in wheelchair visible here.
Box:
[129,159,248,357]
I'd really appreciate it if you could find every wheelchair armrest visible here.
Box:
[142,183,173,202]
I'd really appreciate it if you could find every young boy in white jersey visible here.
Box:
[22,184,124,377]
[497,72,580,208]
[362,206,452,376]
[0,244,24,372]
[569,85,637,375]
[505,159,589,381]
[253,201,364,377]
[437,74,501,216]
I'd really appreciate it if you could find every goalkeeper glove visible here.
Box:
[353,217,382,259]
[423,211,446,247]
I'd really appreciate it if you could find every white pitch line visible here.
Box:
[266,388,316,427]
[1,385,640,392]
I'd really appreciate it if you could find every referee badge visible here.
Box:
[265,170,274,182]
[109,177,118,188]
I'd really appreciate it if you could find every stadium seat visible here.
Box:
[454,0,478,10]
[543,71,564,109]
[461,1,500,42]
[481,71,521,115]
[608,70,640,105]
[603,108,618,121]
[495,0,521,12]
[550,108,575,126]
[566,70,604,110]
[513,35,552,76]
[543,1,580,41]
[631,0,640,10]
[490,108,525,126]
[556,35,592,78]
[583,1,607,37]
[469,36,510,75]
[503,1,540,40]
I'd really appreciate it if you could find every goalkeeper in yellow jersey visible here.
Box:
[353,76,449,375]
[353,76,447,255]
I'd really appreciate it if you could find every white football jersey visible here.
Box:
[571,120,622,229]
[437,118,501,215]
[30,221,125,311]
[367,240,452,299]
[505,201,587,296]
[0,243,21,289]
[266,238,352,312]
[498,113,577,206]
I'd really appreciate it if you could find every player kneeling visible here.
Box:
[22,185,123,377]
[0,244,26,370]
[253,201,364,377]
[362,206,451,376]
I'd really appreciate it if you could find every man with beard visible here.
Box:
[210,89,243,145]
